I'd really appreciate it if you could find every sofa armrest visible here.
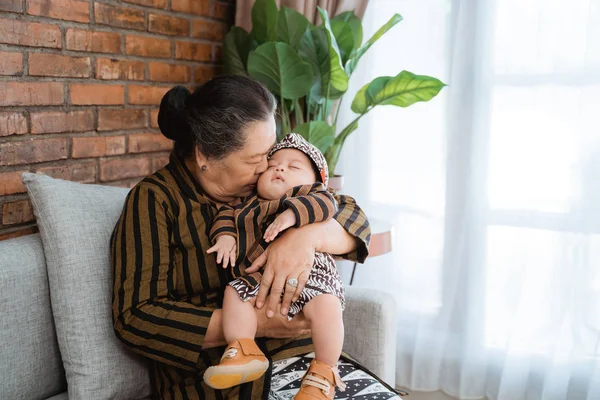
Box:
[342,286,396,387]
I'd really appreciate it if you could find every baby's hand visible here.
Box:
[207,235,237,268]
[264,209,297,242]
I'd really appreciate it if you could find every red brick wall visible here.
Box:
[0,0,232,240]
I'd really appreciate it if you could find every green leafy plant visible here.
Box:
[223,0,446,176]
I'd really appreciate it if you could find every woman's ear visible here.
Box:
[193,147,208,171]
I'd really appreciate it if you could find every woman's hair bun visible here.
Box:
[158,85,191,142]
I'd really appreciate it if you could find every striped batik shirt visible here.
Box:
[110,153,370,399]
[210,182,338,281]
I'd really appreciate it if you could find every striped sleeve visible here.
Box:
[110,185,214,372]
[283,183,338,228]
[333,193,371,263]
[209,205,237,243]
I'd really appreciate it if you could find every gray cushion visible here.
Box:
[45,393,158,400]
[343,287,397,386]
[0,234,67,400]
[45,393,68,400]
[22,173,152,400]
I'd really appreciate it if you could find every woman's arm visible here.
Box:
[297,192,370,259]
[246,193,370,317]
[327,193,371,262]
[303,218,357,255]
[112,185,217,372]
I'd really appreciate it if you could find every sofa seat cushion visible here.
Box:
[0,234,67,400]
[45,392,68,400]
[22,173,152,400]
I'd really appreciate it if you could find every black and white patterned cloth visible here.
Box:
[230,252,345,320]
[269,353,403,400]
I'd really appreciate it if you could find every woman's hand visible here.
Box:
[245,226,318,318]
[255,302,311,338]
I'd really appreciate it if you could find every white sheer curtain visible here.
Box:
[336,0,600,399]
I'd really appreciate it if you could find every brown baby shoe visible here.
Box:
[294,359,346,400]
[203,338,269,390]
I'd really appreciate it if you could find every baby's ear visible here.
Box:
[311,164,321,182]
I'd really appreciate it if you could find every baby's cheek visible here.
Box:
[257,171,270,183]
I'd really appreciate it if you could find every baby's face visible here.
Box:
[257,148,318,200]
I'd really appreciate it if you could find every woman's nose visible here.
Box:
[256,158,268,174]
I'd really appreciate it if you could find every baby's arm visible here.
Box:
[207,236,236,268]
[263,209,296,242]
[208,206,238,268]
[264,183,338,242]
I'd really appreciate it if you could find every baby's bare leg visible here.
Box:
[223,286,257,343]
[302,294,344,367]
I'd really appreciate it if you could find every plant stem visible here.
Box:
[304,95,308,122]
[280,97,289,134]
[333,97,343,127]
[323,82,331,122]
[294,98,304,126]
[327,109,371,174]
[286,106,292,132]
[335,113,363,145]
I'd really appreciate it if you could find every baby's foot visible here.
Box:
[203,339,269,389]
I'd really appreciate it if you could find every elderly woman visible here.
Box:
[111,75,390,399]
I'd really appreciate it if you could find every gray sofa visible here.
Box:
[0,174,397,400]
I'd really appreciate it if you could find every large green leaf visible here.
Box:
[277,6,310,48]
[223,26,251,75]
[351,71,446,114]
[248,42,314,100]
[316,7,348,96]
[351,84,369,113]
[298,27,325,107]
[329,19,354,66]
[294,121,335,153]
[298,26,347,107]
[350,76,388,112]
[251,0,278,43]
[346,13,403,76]
[331,11,362,54]
[298,27,347,109]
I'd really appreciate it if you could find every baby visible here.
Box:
[203,133,347,400]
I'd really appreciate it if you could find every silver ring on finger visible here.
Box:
[287,278,298,288]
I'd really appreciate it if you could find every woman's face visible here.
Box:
[195,115,277,203]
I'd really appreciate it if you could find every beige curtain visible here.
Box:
[235,0,369,32]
